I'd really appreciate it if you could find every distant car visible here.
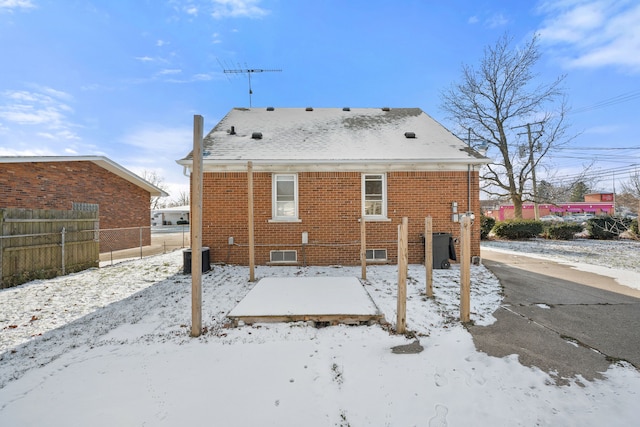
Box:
[540,215,564,223]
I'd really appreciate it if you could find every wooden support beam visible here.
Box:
[248,161,255,282]
[460,215,471,323]
[191,115,204,337]
[396,217,408,334]
[360,217,366,280]
[425,216,433,297]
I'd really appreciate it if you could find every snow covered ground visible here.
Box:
[482,238,640,290]
[1,239,639,426]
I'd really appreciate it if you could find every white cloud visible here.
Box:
[120,125,192,199]
[156,40,167,47]
[0,87,81,147]
[0,89,74,128]
[486,13,508,28]
[537,0,640,73]
[468,16,479,24]
[158,68,182,75]
[0,146,56,156]
[121,126,192,153]
[192,73,213,81]
[0,0,35,12]
[135,56,155,62]
[210,0,269,19]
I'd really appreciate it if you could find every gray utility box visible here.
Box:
[183,247,211,274]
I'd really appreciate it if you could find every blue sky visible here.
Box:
[1,0,639,202]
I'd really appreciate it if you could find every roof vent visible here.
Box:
[229,126,236,135]
[382,107,390,111]
[342,107,351,111]
[305,107,314,111]
[404,132,416,139]
[251,132,263,139]
[266,107,275,111]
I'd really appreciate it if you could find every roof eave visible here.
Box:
[176,158,492,173]
[1,155,168,198]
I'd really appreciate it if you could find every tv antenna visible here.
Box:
[222,66,282,108]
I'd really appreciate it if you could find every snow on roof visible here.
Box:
[177,107,491,172]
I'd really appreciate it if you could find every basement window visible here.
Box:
[270,250,297,263]
[366,249,387,262]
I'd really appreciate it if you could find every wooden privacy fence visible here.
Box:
[0,208,99,288]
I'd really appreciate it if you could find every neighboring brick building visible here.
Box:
[0,156,167,252]
[177,107,490,266]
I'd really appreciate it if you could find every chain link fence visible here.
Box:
[1,225,191,287]
[99,225,190,266]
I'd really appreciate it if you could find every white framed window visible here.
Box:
[272,174,298,221]
[362,173,387,219]
[366,249,387,261]
[270,250,297,263]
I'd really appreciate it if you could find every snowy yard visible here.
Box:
[1,239,639,426]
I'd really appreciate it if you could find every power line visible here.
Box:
[569,89,640,115]
[540,164,639,186]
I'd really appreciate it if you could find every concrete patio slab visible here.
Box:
[228,276,384,325]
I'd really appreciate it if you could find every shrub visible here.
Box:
[631,218,639,236]
[543,223,583,240]
[493,220,543,240]
[587,216,633,240]
[480,215,496,240]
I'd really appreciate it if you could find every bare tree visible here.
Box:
[168,190,190,207]
[141,170,169,210]
[621,170,640,199]
[440,33,573,218]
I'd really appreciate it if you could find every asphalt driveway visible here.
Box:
[469,248,640,385]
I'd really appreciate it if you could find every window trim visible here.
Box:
[365,248,388,262]
[270,250,298,263]
[271,173,299,222]
[362,173,387,220]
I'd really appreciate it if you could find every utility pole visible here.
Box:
[222,68,282,107]
[513,122,544,220]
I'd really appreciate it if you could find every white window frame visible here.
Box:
[366,248,387,262]
[270,250,298,263]
[271,174,299,221]
[362,173,387,219]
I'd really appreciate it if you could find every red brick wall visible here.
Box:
[199,170,481,266]
[0,161,151,251]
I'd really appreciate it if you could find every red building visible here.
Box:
[484,193,615,221]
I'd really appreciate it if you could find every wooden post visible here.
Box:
[360,217,366,280]
[247,161,255,282]
[191,115,204,337]
[61,227,66,276]
[396,217,408,334]
[460,215,471,323]
[425,216,433,297]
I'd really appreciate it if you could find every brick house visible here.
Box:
[177,107,490,266]
[0,156,167,252]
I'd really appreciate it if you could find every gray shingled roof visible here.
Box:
[177,107,490,172]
